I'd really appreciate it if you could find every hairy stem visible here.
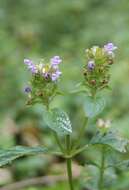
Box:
[98,146,105,190]
[66,135,74,190]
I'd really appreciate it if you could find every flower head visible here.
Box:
[84,43,117,96]
[24,56,62,82]
[24,56,62,107]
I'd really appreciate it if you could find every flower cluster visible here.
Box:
[24,56,62,107]
[83,43,117,96]
[24,56,62,82]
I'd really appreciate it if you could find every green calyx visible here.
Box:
[26,74,58,108]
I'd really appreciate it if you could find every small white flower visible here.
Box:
[97,119,105,128]
[91,46,99,55]
[97,118,111,129]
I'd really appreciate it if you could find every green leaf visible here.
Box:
[80,165,99,190]
[0,146,47,167]
[70,83,88,94]
[84,96,105,118]
[85,160,100,168]
[90,130,129,153]
[107,160,129,171]
[112,160,129,170]
[44,108,72,135]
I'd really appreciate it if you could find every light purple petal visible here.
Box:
[51,70,62,81]
[51,74,58,81]
[55,70,62,76]
[50,56,62,66]
[24,58,37,74]
[31,66,37,74]
[104,43,117,52]
[24,59,33,65]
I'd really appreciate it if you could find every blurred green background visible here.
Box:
[0,0,129,189]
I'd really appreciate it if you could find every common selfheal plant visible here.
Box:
[0,44,129,190]
[22,47,128,190]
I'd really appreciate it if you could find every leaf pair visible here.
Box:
[43,95,105,136]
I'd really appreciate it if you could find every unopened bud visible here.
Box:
[90,79,96,85]
[36,91,43,97]
[108,59,113,65]
[26,99,33,105]
[101,79,108,84]
[97,118,111,133]
[99,67,104,73]
[83,69,88,76]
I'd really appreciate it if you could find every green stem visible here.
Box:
[66,135,71,153]
[53,132,64,153]
[66,158,74,190]
[71,144,89,157]
[66,135,74,190]
[73,117,88,150]
[98,146,105,190]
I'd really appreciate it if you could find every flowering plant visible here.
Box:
[0,43,129,190]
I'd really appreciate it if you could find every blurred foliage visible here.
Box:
[1,0,129,189]
[23,183,68,190]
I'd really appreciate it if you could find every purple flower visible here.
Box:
[43,72,50,79]
[24,59,32,65]
[50,56,62,68]
[24,57,62,82]
[104,43,117,54]
[24,86,32,93]
[24,59,37,74]
[51,70,62,81]
[87,60,95,71]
